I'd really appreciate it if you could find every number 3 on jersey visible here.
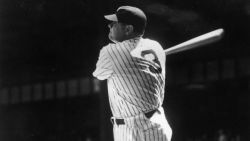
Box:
[141,49,162,73]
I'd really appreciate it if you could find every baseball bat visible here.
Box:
[164,28,224,55]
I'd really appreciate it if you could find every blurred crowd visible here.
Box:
[185,129,242,141]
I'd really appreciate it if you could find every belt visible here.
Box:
[110,110,157,125]
[110,118,125,125]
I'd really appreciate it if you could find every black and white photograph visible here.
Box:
[0,0,249,141]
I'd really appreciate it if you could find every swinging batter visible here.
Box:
[93,6,172,141]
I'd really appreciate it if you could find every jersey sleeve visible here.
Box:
[93,46,113,80]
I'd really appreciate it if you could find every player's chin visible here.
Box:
[108,34,113,40]
[108,34,117,43]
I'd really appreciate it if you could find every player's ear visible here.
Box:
[125,25,134,35]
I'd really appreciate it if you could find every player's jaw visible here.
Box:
[108,22,127,43]
[108,31,118,43]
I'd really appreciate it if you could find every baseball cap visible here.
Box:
[104,6,147,33]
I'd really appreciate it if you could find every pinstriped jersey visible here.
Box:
[93,37,166,118]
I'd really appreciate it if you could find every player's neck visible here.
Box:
[121,33,142,42]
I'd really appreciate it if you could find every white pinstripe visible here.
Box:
[93,37,172,141]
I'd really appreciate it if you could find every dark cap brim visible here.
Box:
[104,14,118,21]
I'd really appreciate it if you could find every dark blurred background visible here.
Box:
[0,0,249,141]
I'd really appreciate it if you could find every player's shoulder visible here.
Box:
[100,43,119,56]
[105,42,128,52]
[141,38,164,52]
[101,43,115,51]
[104,42,118,49]
[142,38,162,47]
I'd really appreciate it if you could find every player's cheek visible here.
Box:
[112,29,118,39]
[108,28,113,36]
[108,32,113,40]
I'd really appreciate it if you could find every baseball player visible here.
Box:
[93,6,172,141]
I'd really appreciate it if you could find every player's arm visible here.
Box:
[93,47,113,80]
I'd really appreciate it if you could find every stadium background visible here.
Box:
[0,0,249,140]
